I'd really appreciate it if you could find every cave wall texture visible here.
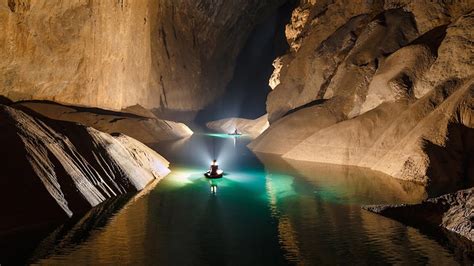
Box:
[1,0,473,191]
[0,103,171,231]
[250,0,474,192]
[0,0,284,111]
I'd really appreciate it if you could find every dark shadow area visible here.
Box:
[0,193,134,265]
[362,204,474,265]
[0,104,141,264]
[0,95,13,105]
[152,109,200,124]
[425,122,474,197]
[195,0,296,125]
[410,24,448,56]
[281,98,328,119]
[27,193,134,264]
[0,107,68,234]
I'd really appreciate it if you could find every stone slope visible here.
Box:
[283,80,474,190]
[0,0,284,112]
[14,101,193,144]
[0,104,170,232]
[248,99,345,154]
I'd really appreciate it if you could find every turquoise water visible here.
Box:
[32,133,470,264]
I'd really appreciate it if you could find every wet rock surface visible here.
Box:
[364,188,474,242]
[0,104,171,233]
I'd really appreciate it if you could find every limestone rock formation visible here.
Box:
[250,0,474,191]
[0,0,284,112]
[284,80,474,190]
[0,104,170,232]
[13,101,193,144]
[364,188,474,242]
[206,114,269,137]
[249,99,345,154]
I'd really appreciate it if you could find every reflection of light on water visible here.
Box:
[264,173,296,204]
[210,184,217,194]
[265,175,278,217]
[165,167,249,191]
[223,170,260,184]
[278,217,302,263]
[165,168,202,187]
[202,133,247,139]
[264,173,301,262]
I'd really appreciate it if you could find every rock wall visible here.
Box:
[250,0,474,190]
[0,104,170,232]
[266,0,472,122]
[0,0,284,112]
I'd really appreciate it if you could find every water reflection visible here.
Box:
[19,134,473,264]
[208,179,219,195]
[258,154,427,205]
[258,153,469,264]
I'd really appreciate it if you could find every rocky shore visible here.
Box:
[364,188,474,242]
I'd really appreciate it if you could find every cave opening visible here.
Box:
[194,0,296,125]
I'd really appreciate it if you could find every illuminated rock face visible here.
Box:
[206,114,269,138]
[251,1,474,189]
[283,81,474,191]
[0,104,170,231]
[0,0,283,112]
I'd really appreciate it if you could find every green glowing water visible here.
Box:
[32,133,470,265]
[202,133,248,139]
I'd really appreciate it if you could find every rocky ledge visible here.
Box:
[206,114,269,137]
[13,101,193,144]
[364,188,474,242]
[0,104,171,232]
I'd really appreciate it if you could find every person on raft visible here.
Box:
[210,159,219,175]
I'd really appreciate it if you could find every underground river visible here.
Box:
[23,133,470,264]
